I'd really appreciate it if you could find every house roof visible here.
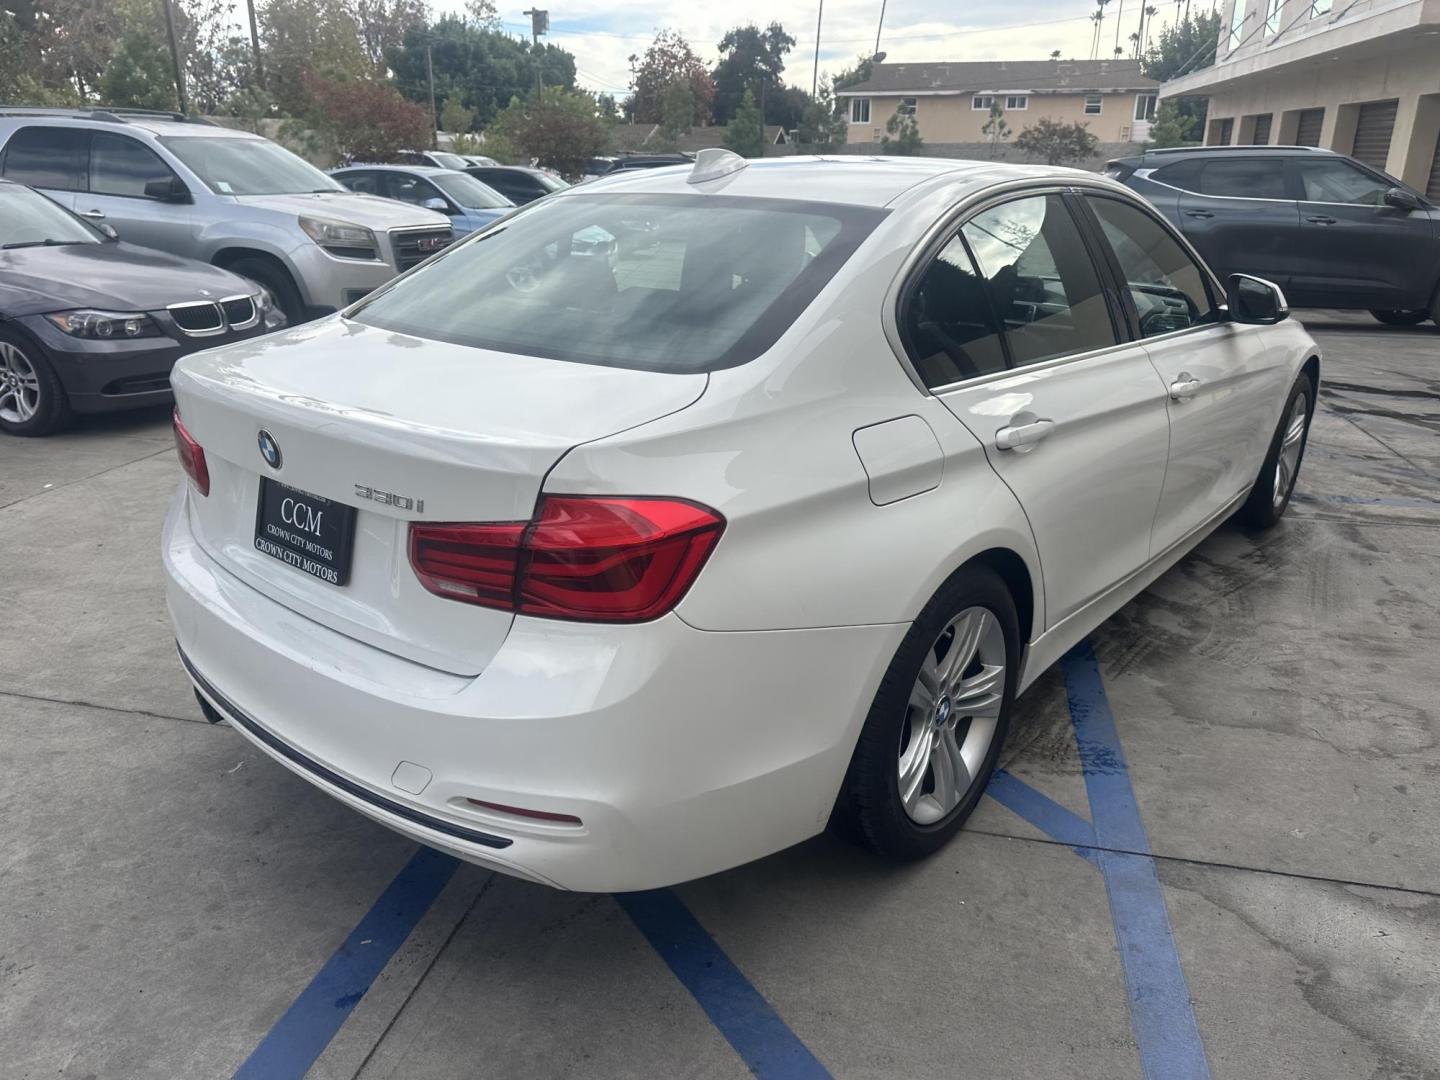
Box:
[835,59,1158,97]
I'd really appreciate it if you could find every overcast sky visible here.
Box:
[433,0,1218,99]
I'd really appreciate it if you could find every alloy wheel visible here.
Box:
[1272,393,1309,509]
[898,606,1006,825]
[0,340,42,424]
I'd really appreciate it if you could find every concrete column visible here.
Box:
[1325,103,1359,155]
[1389,93,1440,189]
[1276,110,1302,145]
[1238,114,1259,144]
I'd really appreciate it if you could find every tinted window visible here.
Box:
[0,183,101,247]
[1197,158,1287,198]
[1294,158,1389,205]
[160,136,342,195]
[89,133,175,197]
[474,171,546,203]
[1150,159,1204,191]
[1088,196,1218,337]
[431,172,511,209]
[351,193,884,373]
[1,127,86,191]
[961,194,1117,367]
[903,235,1008,388]
[335,170,384,196]
[384,173,443,206]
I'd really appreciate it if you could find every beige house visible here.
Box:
[1160,0,1440,196]
[835,60,1161,145]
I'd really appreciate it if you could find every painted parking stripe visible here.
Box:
[1063,642,1212,1080]
[617,889,833,1080]
[986,768,1099,860]
[232,846,459,1080]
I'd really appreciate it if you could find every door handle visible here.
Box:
[994,418,1055,451]
[78,209,106,220]
[1169,373,1202,401]
[1306,214,1336,224]
[1183,209,1214,219]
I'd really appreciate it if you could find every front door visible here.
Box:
[903,191,1171,628]
[76,132,195,254]
[1082,192,1290,551]
[1288,155,1436,310]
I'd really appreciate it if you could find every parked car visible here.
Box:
[394,149,476,171]
[603,153,694,173]
[463,165,569,206]
[330,165,512,238]
[0,179,283,436]
[1108,145,1439,325]
[460,154,500,168]
[164,152,1318,891]
[0,108,453,325]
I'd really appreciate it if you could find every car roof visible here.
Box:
[575,155,1089,208]
[335,164,458,175]
[0,110,259,140]
[1145,145,1337,159]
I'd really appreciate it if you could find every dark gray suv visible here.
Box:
[1109,146,1439,326]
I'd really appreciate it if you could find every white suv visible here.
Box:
[0,108,453,322]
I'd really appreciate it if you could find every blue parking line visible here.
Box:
[986,768,1099,861]
[232,846,459,1080]
[1062,642,1212,1080]
[617,889,833,1080]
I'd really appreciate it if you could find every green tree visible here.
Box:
[655,78,695,150]
[722,87,765,158]
[1142,11,1222,136]
[596,92,619,121]
[261,0,373,115]
[798,81,840,144]
[711,22,793,125]
[485,87,610,178]
[880,109,924,155]
[982,101,1011,158]
[302,73,433,162]
[1146,98,1196,147]
[629,29,714,127]
[1014,118,1099,165]
[440,95,474,134]
[98,33,178,110]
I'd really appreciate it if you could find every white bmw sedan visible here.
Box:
[164,152,1317,891]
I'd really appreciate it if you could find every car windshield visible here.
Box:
[160,136,343,195]
[0,184,99,247]
[429,152,470,170]
[351,193,885,373]
[431,172,512,210]
[534,172,569,193]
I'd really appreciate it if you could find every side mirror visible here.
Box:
[97,222,118,240]
[1227,273,1289,325]
[144,176,191,203]
[422,197,452,213]
[1383,186,1420,211]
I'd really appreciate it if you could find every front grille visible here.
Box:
[220,295,257,328]
[169,301,224,335]
[390,226,453,272]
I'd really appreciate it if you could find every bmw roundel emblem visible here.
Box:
[257,429,282,470]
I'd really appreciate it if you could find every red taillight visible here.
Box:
[465,798,583,825]
[172,409,209,496]
[409,496,724,623]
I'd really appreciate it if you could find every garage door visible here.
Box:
[1351,100,1398,170]
[1251,113,1273,145]
[1428,130,1440,201]
[1214,117,1234,145]
[1294,108,1324,146]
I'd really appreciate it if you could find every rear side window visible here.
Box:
[902,235,1008,388]
[1197,158,1288,199]
[1,127,86,191]
[960,194,1118,368]
[351,193,885,373]
[89,133,176,197]
[336,170,384,196]
[1087,196,1218,337]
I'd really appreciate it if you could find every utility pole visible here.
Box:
[873,0,888,57]
[245,0,264,88]
[811,0,823,98]
[523,8,549,96]
[425,43,438,148]
[161,0,187,114]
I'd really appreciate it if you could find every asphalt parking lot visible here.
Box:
[3,309,1438,1080]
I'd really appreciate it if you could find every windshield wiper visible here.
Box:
[1,238,84,250]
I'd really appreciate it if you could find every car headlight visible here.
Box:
[299,215,379,259]
[45,310,163,339]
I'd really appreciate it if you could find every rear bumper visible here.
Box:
[163,484,904,891]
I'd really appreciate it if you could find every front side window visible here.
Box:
[1135,94,1157,121]
[1087,196,1217,338]
[850,98,871,124]
[0,127,86,191]
[1198,158,1288,199]
[335,170,384,196]
[160,135,342,195]
[351,193,884,373]
[902,235,1008,388]
[898,97,918,117]
[0,182,101,247]
[384,173,445,207]
[1006,96,1028,110]
[1084,95,1103,115]
[431,172,512,210]
[1294,158,1392,204]
[960,193,1118,368]
[89,133,177,198]
[972,95,995,111]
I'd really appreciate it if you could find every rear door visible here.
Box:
[77,131,195,252]
[0,125,85,210]
[1173,156,1299,286]
[1288,155,1435,309]
[910,190,1172,627]
[1081,192,1288,551]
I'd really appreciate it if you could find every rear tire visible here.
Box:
[0,326,71,437]
[834,565,1019,860]
[225,256,306,325]
[1236,373,1313,529]
[194,688,226,725]
[1369,309,1429,326]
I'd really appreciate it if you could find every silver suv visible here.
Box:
[0,108,454,322]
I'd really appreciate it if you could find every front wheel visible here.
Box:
[1236,373,1313,529]
[0,327,71,437]
[834,565,1018,860]
[1370,309,1429,327]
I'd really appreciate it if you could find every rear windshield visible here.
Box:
[349,193,885,373]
